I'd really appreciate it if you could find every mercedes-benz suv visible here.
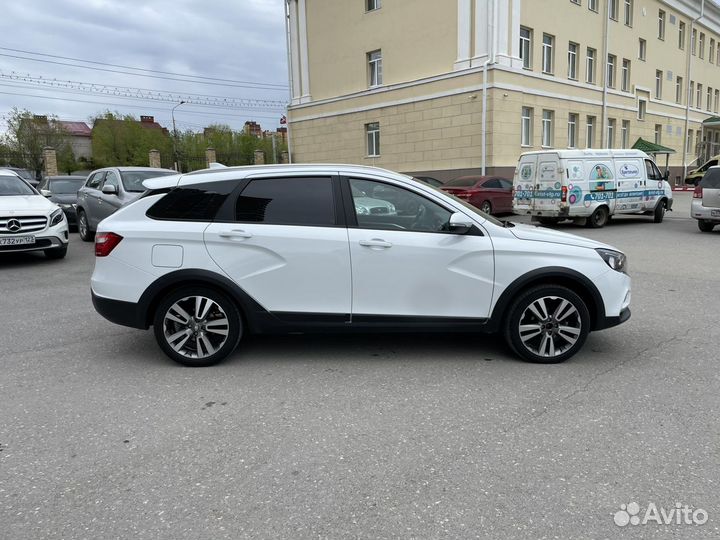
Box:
[90,165,631,367]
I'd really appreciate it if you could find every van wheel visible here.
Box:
[587,206,609,228]
[698,220,716,232]
[153,287,243,367]
[653,201,666,223]
[504,285,590,364]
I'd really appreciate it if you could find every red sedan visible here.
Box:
[440,176,514,215]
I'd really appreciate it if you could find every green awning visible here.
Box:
[702,116,720,126]
[631,137,676,155]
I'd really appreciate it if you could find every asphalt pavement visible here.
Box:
[1,193,718,539]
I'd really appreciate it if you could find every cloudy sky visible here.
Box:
[0,0,289,134]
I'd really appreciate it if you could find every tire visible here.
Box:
[44,245,68,259]
[480,200,493,214]
[78,210,94,242]
[653,200,666,223]
[153,286,242,367]
[504,285,591,364]
[698,220,716,232]
[586,206,609,228]
[538,217,561,225]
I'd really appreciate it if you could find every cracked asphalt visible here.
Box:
[1,193,718,539]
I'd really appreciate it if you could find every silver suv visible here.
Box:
[76,167,176,241]
[692,166,720,232]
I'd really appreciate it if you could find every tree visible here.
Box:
[57,143,79,175]
[91,111,172,168]
[1,108,70,176]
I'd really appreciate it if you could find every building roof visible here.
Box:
[631,137,676,155]
[58,121,92,137]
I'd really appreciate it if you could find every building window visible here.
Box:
[708,87,713,112]
[697,83,703,109]
[621,120,630,148]
[692,29,697,55]
[568,42,578,79]
[541,110,554,147]
[367,50,382,87]
[711,39,716,64]
[638,99,646,120]
[638,38,646,61]
[676,76,683,103]
[679,21,686,50]
[542,34,554,74]
[520,27,532,69]
[367,0,381,10]
[621,58,631,91]
[658,10,665,40]
[607,118,616,147]
[607,55,616,88]
[366,122,380,156]
[716,45,720,65]
[521,107,533,146]
[609,0,619,20]
[570,0,580,4]
[588,0,598,12]
[586,47,596,83]
[568,113,578,148]
[687,129,694,153]
[715,89,719,113]
[690,81,695,107]
[586,116,596,148]
[624,0,633,26]
[700,32,706,59]
[655,70,663,99]
[654,124,662,145]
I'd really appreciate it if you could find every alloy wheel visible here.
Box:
[162,295,230,359]
[517,295,582,358]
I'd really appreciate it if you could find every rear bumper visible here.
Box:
[91,291,147,329]
[691,199,720,221]
[595,307,631,331]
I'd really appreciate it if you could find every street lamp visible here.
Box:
[171,100,186,171]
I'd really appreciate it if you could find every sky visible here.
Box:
[0,0,289,134]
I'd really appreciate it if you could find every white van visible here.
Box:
[512,149,673,227]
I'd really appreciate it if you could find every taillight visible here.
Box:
[95,232,123,257]
[693,185,703,199]
[561,186,568,203]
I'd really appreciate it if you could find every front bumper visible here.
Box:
[691,199,720,222]
[595,306,631,330]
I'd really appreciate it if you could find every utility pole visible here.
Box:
[171,100,186,171]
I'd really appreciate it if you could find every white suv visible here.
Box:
[0,169,69,259]
[91,165,631,366]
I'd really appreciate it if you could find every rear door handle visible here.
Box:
[219,229,253,239]
[359,238,392,249]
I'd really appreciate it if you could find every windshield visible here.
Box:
[444,177,479,187]
[14,169,35,181]
[49,178,85,194]
[121,170,176,192]
[0,175,36,196]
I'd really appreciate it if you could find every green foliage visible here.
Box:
[91,111,173,168]
[57,143,78,175]
[1,107,70,175]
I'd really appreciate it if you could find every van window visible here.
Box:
[644,159,663,180]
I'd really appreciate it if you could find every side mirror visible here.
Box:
[101,184,118,195]
[40,189,52,197]
[663,170,670,180]
[448,212,473,234]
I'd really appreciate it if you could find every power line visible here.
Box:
[0,52,288,91]
[0,46,288,88]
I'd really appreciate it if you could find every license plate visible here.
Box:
[711,210,720,217]
[0,236,35,246]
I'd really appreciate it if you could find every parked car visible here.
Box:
[685,155,719,186]
[76,167,176,241]
[692,165,720,232]
[0,167,38,187]
[0,169,69,259]
[441,176,513,215]
[90,164,631,367]
[414,176,444,188]
[37,175,86,229]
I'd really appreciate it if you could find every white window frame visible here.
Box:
[711,39,716,64]
[624,0,633,26]
[658,10,666,40]
[700,32,706,59]
[707,87,713,112]
[621,120,630,149]
[568,42,578,79]
[366,0,381,11]
[520,27,532,69]
[586,116,596,148]
[715,89,719,114]
[676,76,683,104]
[679,21,686,50]
[621,58,631,91]
[690,81,695,107]
[609,0,619,21]
[586,47,596,83]
[638,99,647,120]
[654,124,662,145]
[542,34,554,74]
[588,0,598,12]
[366,122,380,156]
[607,118,616,148]
[607,54,616,88]
[639,38,646,61]
[521,107,533,146]
[568,113,578,148]
[697,83,703,109]
[655,70,663,99]
[368,50,383,87]
[541,110,554,147]
[692,28,697,55]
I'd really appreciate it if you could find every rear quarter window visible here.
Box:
[146,181,237,221]
[700,169,720,188]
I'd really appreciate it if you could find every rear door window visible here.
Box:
[235,177,335,226]
[147,181,238,221]
[482,179,502,189]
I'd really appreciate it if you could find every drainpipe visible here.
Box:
[481,0,498,175]
[284,0,294,163]
[601,0,610,147]
[683,0,705,180]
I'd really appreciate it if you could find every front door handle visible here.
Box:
[359,238,392,249]
[219,229,253,239]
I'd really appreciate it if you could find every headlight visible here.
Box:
[596,248,628,274]
[50,208,65,226]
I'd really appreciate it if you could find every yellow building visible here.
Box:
[285,0,720,183]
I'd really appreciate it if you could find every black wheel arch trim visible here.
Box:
[486,266,608,333]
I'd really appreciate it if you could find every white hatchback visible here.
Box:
[0,170,69,259]
[90,165,631,366]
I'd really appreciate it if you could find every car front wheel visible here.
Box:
[153,287,242,367]
[504,285,591,364]
[653,201,666,223]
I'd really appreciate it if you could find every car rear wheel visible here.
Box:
[44,245,67,259]
[587,206,609,228]
[480,200,492,214]
[504,285,590,364]
[78,211,94,242]
[653,201,666,223]
[153,287,242,367]
[698,220,716,232]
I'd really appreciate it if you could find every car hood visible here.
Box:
[508,222,615,251]
[0,195,57,214]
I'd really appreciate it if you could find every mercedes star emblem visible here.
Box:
[7,218,22,232]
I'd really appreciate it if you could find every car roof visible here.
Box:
[519,149,649,159]
[94,166,176,172]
